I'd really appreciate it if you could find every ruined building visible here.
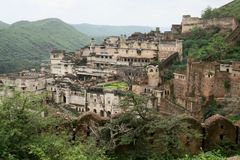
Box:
[172,59,240,120]
[0,29,183,118]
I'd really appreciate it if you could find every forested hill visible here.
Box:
[0,21,9,29]
[183,0,240,63]
[217,0,240,20]
[73,23,154,37]
[0,18,90,73]
[202,0,240,21]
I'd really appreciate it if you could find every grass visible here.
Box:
[228,114,240,123]
[102,82,128,90]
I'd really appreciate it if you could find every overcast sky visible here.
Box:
[0,0,233,27]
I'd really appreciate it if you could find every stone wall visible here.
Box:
[181,15,238,33]
[203,114,238,150]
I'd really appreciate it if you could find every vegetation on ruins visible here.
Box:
[204,97,224,119]
[1,92,240,159]
[229,114,240,123]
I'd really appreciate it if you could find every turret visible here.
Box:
[90,38,96,53]
[50,50,65,65]
[176,39,183,61]
[147,65,160,87]
[156,27,160,33]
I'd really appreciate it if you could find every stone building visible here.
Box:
[50,50,75,76]
[172,60,240,120]
[76,29,183,70]
[203,114,237,150]
[0,70,46,93]
[46,77,123,118]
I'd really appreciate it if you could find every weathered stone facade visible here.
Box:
[0,70,46,93]
[76,29,183,70]
[172,60,240,120]
[203,114,237,150]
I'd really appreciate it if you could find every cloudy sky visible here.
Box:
[0,0,233,27]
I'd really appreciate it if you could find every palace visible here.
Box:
[0,29,183,118]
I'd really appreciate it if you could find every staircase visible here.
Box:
[162,52,179,68]
[226,25,240,44]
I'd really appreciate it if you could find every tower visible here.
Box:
[90,38,96,53]
[176,39,183,61]
[147,65,160,87]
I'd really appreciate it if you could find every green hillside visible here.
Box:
[0,21,9,29]
[73,23,154,37]
[0,18,90,73]
[202,0,240,21]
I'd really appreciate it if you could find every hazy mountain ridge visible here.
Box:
[0,21,9,29]
[73,23,156,37]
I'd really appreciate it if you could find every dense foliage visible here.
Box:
[0,19,89,73]
[0,92,240,159]
[0,93,108,160]
[183,27,240,62]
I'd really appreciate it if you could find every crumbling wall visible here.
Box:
[177,117,202,154]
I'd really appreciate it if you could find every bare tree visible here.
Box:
[117,66,146,91]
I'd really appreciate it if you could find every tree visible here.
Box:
[204,97,224,119]
[0,93,109,160]
[117,67,145,91]
[0,93,49,159]
[93,93,199,159]
[202,7,214,19]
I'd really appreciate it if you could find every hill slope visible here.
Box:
[73,23,154,37]
[0,21,9,29]
[0,18,89,73]
[217,0,240,20]
[202,0,240,21]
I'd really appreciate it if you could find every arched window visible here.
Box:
[107,111,111,118]
[220,134,224,140]
[100,110,104,117]
[93,109,97,113]
[63,96,66,103]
